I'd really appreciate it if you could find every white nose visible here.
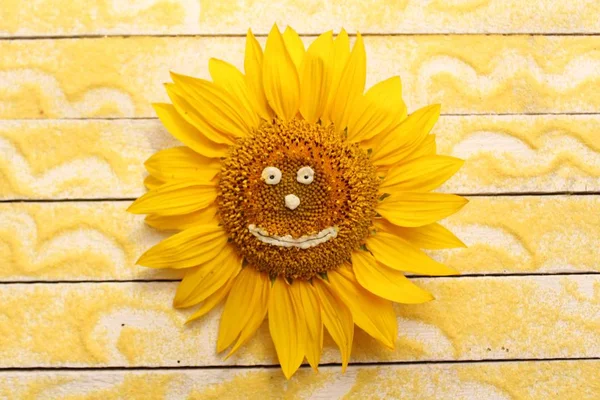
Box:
[285,194,300,210]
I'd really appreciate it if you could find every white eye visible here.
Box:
[261,166,282,185]
[297,166,315,185]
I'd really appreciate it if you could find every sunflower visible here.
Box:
[128,25,467,378]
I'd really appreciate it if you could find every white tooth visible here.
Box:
[248,225,339,248]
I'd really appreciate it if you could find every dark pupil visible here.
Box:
[304,175,309,179]
[269,175,275,179]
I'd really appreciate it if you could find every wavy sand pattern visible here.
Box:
[0,203,177,280]
[1,116,598,199]
[0,277,598,368]
[2,0,599,35]
[0,120,178,199]
[1,197,598,280]
[2,361,599,399]
[1,36,599,118]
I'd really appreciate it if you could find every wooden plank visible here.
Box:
[2,0,600,37]
[0,119,177,200]
[2,115,599,200]
[436,115,600,194]
[1,36,599,119]
[0,275,598,367]
[0,202,176,281]
[1,360,599,398]
[2,196,599,281]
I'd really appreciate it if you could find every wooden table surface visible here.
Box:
[1,1,600,398]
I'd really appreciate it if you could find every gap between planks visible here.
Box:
[0,357,599,372]
[2,192,600,203]
[2,272,600,285]
[5,112,600,122]
[2,33,600,41]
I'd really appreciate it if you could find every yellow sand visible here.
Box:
[2,36,599,118]
[0,120,177,198]
[3,196,598,280]
[2,361,599,399]
[2,115,598,199]
[0,202,183,280]
[2,0,599,35]
[0,277,597,367]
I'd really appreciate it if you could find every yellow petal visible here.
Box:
[380,155,464,193]
[313,279,353,371]
[217,267,271,355]
[299,31,334,123]
[329,33,366,131]
[374,134,438,171]
[366,76,408,121]
[403,134,437,163]
[153,103,229,158]
[186,275,237,324]
[173,244,242,308]
[170,72,254,138]
[144,175,164,190]
[369,104,440,166]
[226,273,270,357]
[262,25,300,121]
[164,84,235,146]
[290,280,322,371]
[352,250,434,304]
[137,224,228,269]
[209,58,260,129]
[269,277,305,379]
[144,146,221,183]
[377,192,468,228]
[282,26,305,71]
[145,205,219,231]
[327,268,397,349]
[323,29,350,123]
[347,77,407,142]
[374,218,466,250]
[244,29,273,120]
[127,180,217,216]
[366,231,457,276]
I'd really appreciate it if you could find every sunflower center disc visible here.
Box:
[218,119,379,280]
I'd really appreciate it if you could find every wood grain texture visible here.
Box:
[2,115,599,200]
[1,0,600,36]
[1,35,599,119]
[2,360,599,399]
[2,196,599,281]
[1,275,598,367]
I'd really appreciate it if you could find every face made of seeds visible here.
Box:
[218,119,380,280]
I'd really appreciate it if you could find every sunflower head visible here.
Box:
[128,25,467,379]
[219,118,379,280]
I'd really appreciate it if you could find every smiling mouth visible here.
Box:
[248,225,338,249]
